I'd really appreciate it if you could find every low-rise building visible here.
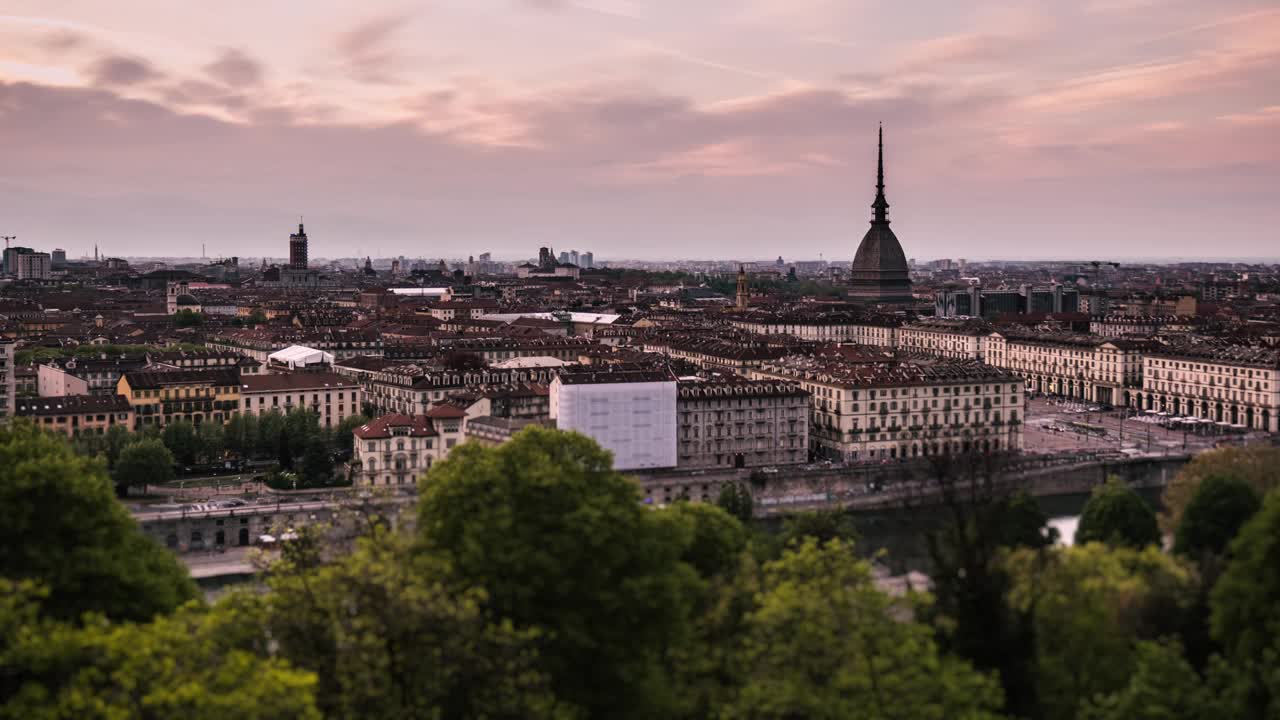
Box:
[15,394,134,436]
[676,379,809,469]
[117,369,241,429]
[985,330,1150,406]
[351,407,468,486]
[239,372,363,428]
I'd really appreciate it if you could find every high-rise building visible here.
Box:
[581,251,593,269]
[558,251,570,265]
[849,125,913,304]
[289,223,308,269]
[0,341,14,420]
[569,250,579,266]
[15,252,51,280]
[2,246,34,276]
[51,249,67,269]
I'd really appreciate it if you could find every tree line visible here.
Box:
[70,409,370,493]
[2,421,1278,719]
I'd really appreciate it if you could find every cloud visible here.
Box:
[85,54,161,87]
[335,14,411,85]
[204,48,264,87]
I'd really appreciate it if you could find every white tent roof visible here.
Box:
[390,287,451,296]
[267,344,334,368]
[479,311,620,325]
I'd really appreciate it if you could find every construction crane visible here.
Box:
[1,235,14,249]
[1089,260,1121,271]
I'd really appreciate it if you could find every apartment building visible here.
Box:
[676,379,809,469]
[117,369,241,428]
[351,407,468,486]
[38,356,148,396]
[336,360,560,416]
[0,342,14,419]
[984,331,1151,407]
[750,355,1024,462]
[15,394,134,436]
[728,312,902,346]
[238,372,363,428]
[896,318,992,360]
[1134,345,1279,432]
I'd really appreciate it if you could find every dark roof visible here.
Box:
[556,364,676,385]
[121,368,240,389]
[353,414,439,439]
[16,394,131,416]
[240,372,359,393]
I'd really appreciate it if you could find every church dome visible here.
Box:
[175,294,199,306]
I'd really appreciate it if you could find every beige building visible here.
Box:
[1134,346,1278,432]
[896,318,991,360]
[751,354,1024,462]
[729,312,901,346]
[985,331,1150,407]
[351,407,468,486]
[1,342,16,419]
[239,373,363,428]
[676,379,809,470]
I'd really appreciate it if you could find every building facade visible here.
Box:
[984,331,1148,407]
[239,373,363,428]
[676,380,808,469]
[117,369,241,428]
[750,355,1024,462]
[351,408,467,486]
[1133,346,1279,432]
[550,366,678,471]
[15,394,134,436]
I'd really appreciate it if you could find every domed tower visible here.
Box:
[850,125,913,303]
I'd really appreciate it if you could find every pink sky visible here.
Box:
[1,0,1277,261]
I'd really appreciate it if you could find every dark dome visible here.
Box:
[175,294,199,306]
[852,224,909,277]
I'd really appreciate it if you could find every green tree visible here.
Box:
[1173,474,1260,559]
[284,408,322,453]
[225,412,259,456]
[238,530,556,719]
[1161,446,1280,533]
[335,414,370,455]
[256,410,285,458]
[162,420,201,466]
[103,423,133,469]
[0,580,320,719]
[1076,477,1161,548]
[418,426,699,719]
[777,508,859,549]
[0,421,196,623]
[173,308,204,327]
[716,482,754,524]
[299,435,334,487]
[1209,489,1280,718]
[113,438,175,492]
[925,489,1054,718]
[724,538,1005,720]
[1004,543,1197,720]
[197,420,225,463]
[1078,639,1217,720]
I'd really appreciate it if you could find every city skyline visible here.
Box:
[2,0,1278,260]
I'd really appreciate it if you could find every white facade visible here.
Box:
[550,377,677,470]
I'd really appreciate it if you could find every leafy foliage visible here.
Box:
[1076,477,1161,548]
[725,538,1006,720]
[113,438,176,491]
[418,426,700,719]
[0,421,196,623]
[1173,474,1260,558]
[1161,446,1280,533]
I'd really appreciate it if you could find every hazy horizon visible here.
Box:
[3,1,1277,260]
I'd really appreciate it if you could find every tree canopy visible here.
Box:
[1173,474,1260,558]
[0,421,196,623]
[1075,477,1161,549]
[1161,445,1280,533]
[113,438,176,492]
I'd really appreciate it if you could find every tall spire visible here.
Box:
[872,123,890,224]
